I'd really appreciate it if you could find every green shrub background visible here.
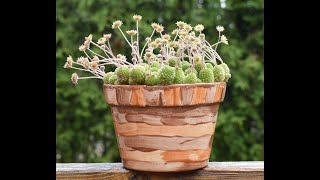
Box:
[56,0,264,162]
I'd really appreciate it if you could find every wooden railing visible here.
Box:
[56,161,264,179]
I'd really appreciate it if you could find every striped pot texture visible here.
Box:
[103,82,226,172]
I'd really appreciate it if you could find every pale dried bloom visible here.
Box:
[183,24,192,31]
[155,38,161,43]
[145,52,152,58]
[179,30,187,36]
[161,39,168,44]
[176,21,185,28]
[83,58,90,69]
[199,33,205,40]
[78,45,87,51]
[92,55,99,62]
[151,23,159,29]
[126,30,137,36]
[97,37,106,45]
[112,20,122,29]
[133,14,142,21]
[168,41,176,48]
[150,41,157,48]
[194,24,204,32]
[64,56,73,68]
[156,25,164,33]
[83,34,92,47]
[145,37,151,42]
[216,25,225,32]
[163,34,171,40]
[71,73,78,85]
[172,29,178,34]
[103,34,112,40]
[221,35,228,45]
[90,62,98,71]
[77,57,85,64]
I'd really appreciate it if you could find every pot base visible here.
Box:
[122,160,209,172]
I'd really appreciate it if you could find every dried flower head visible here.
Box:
[97,37,107,44]
[126,30,137,36]
[77,57,85,64]
[103,34,112,40]
[133,14,142,21]
[156,25,164,33]
[161,39,168,44]
[90,62,98,71]
[176,21,185,28]
[145,37,151,42]
[221,35,228,45]
[145,52,152,58]
[92,55,99,61]
[78,45,87,51]
[100,66,105,71]
[168,41,176,48]
[163,34,171,40]
[183,24,192,31]
[199,33,205,40]
[150,41,157,48]
[194,24,204,32]
[172,29,179,34]
[71,73,78,85]
[155,38,161,43]
[112,20,122,29]
[216,25,225,32]
[180,30,187,36]
[151,23,159,29]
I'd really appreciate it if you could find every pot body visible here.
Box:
[103,82,226,172]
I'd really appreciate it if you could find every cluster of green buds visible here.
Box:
[64,14,231,85]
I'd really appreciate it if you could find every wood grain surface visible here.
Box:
[56,161,264,179]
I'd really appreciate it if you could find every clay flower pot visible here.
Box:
[103,82,226,172]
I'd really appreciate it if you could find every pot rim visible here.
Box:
[103,82,226,89]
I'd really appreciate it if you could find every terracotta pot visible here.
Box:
[103,82,226,172]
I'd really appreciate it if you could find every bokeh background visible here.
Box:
[56,0,264,162]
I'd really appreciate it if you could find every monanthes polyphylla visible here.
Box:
[64,14,231,86]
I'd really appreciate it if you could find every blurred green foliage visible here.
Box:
[56,0,264,162]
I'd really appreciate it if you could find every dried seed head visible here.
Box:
[194,24,204,32]
[150,41,157,48]
[145,37,151,42]
[133,14,142,21]
[77,57,85,64]
[100,44,106,49]
[216,25,225,32]
[97,37,106,44]
[168,41,176,48]
[151,23,159,29]
[221,35,228,45]
[163,34,171,40]
[71,73,78,85]
[145,52,152,58]
[155,38,161,43]
[183,24,192,31]
[191,46,197,52]
[132,41,138,46]
[103,34,112,40]
[199,33,205,40]
[92,55,99,62]
[180,30,187,36]
[112,20,122,29]
[176,21,185,28]
[78,44,87,51]
[90,62,98,71]
[161,39,168,44]
[172,29,179,35]
[126,30,137,36]
[156,25,164,33]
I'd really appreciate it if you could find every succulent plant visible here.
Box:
[64,14,231,86]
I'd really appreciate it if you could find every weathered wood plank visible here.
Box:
[56,161,264,180]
